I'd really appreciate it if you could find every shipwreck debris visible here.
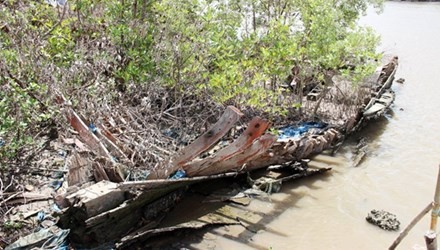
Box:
[0,56,398,248]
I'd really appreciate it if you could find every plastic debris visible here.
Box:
[88,123,98,134]
[0,138,5,147]
[44,0,67,7]
[278,122,327,139]
[50,179,63,191]
[5,227,70,250]
[163,128,180,139]
[37,211,46,222]
[169,169,187,179]
[52,204,62,213]
[58,150,67,158]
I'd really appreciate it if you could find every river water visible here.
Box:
[164,2,440,249]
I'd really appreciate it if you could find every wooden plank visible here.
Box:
[65,180,125,218]
[182,117,270,176]
[92,161,110,182]
[66,108,112,159]
[189,134,277,176]
[118,172,239,191]
[151,106,243,179]
[173,106,243,167]
[95,157,125,183]
[96,124,133,162]
[68,153,93,186]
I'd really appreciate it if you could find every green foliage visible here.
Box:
[105,0,154,83]
[152,0,383,112]
[0,0,383,160]
[3,220,23,230]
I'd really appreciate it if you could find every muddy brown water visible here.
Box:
[158,2,440,249]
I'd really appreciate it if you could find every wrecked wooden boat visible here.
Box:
[363,56,398,119]
[49,56,399,248]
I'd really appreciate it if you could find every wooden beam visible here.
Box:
[66,108,112,159]
[182,117,269,176]
[189,134,277,176]
[150,106,243,179]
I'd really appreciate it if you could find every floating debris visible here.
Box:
[366,209,400,231]
[396,78,405,84]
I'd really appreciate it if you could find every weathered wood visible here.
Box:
[66,108,113,159]
[65,180,125,218]
[68,152,93,186]
[3,192,52,205]
[430,165,440,231]
[116,202,240,249]
[389,202,433,250]
[191,134,277,176]
[118,172,239,191]
[173,106,243,167]
[95,157,125,183]
[246,128,342,171]
[183,116,270,176]
[95,126,130,163]
[98,124,134,157]
[425,230,437,250]
[92,161,110,182]
[150,106,244,179]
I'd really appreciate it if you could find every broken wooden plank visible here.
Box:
[64,180,125,218]
[3,192,52,206]
[118,172,239,191]
[150,106,243,179]
[97,124,134,157]
[189,134,277,176]
[246,128,342,171]
[92,161,110,182]
[116,203,239,249]
[95,124,132,164]
[173,106,243,167]
[95,157,125,183]
[182,116,270,176]
[66,108,112,159]
[67,152,93,186]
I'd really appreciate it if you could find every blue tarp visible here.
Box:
[169,169,187,179]
[278,122,327,139]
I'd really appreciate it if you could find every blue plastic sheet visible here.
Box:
[89,123,97,134]
[50,179,63,191]
[278,122,327,139]
[169,169,187,179]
